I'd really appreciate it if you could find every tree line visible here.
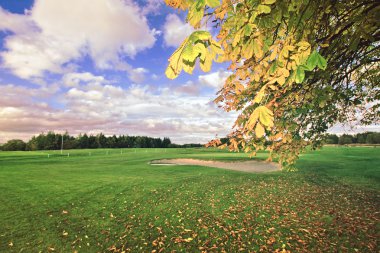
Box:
[324,132,380,145]
[216,131,380,148]
[0,132,202,151]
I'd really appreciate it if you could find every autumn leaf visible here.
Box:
[255,123,265,138]
[183,237,193,242]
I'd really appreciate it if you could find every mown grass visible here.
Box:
[0,147,379,252]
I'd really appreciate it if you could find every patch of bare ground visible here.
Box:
[150,158,280,173]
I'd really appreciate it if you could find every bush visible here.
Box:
[2,139,26,151]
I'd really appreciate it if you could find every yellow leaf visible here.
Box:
[232,30,242,47]
[285,45,295,51]
[165,38,188,79]
[165,65,178,79]
[188,2,204,27]
[290,55,300,65]
[210,40,224,54]
[278,68,290,77]
[262,0,276,5]
[296,41,310,48]
[253,85,267,104]
[242,41,254,59]
[277,75,286,85]
[257,4,271,14]
[255,123,265,138]
[200,53,212,72]
[247,109,260,130]
[269,47,277,61]
[183,61,195,74]
[253,72,261,82]
[183,237,193,242]
[253,39,264,58]
[282,48,289,58]
[253,91,265,104]
[214,54,225,63]
[258,106,274,127]
[165,0,181,9]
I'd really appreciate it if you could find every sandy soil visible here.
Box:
[150,158,280,173]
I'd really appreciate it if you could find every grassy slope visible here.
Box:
[0,147,379,252]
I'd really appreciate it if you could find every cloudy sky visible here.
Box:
[0,0,238,144]
[0,0,377,144]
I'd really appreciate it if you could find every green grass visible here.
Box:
[0,147,379,252]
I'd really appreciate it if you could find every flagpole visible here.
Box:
[61,133,63,155]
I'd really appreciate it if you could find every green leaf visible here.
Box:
[182,45,197,62]
[316,53,327,70]
[192,31,212,41]
[257,4,271,14]
[206,0,220,8]
[269,62,278,74]
[306,50,318,70]
[306,51,327,71]
[295,68,305,83]
[194,43,207,61]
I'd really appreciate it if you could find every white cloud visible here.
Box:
[128,67,149,84]
[163,14,194,47]
[141,0,164,15]
[0,79,236,144]
[0,0,157,79]
[0,7,37,34]
[198,70,231,89]
[62,72,108,87]
[328,124,380,136]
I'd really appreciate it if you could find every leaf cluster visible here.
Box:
[165,0,380,168]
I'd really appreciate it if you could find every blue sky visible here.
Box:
[0,0,378,144]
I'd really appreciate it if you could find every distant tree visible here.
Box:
[325,134,339,144]
[6,132,189,150]
[2,139,26,151]
[34,133,48,150]
[108,135,118,148]
[77,133,89,149]
[356,133,367,144]
[366,132,380,144]
[162,137,171,148]
[96,133,108,148]
[88,135,97,149]
[26,136,38,151]
[339,134,353,145]
[45,131,59,150]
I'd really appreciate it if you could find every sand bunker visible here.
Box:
[150,158,280,173]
